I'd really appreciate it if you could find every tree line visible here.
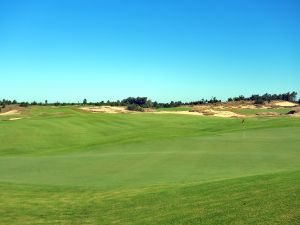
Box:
[228,92,298,104]
[0,91,298,111]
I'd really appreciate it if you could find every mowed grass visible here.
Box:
[0,106,299,224]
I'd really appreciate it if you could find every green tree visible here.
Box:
[254,97,264,104]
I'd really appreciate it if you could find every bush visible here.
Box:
[20,102,29,107]
[127,104,144,112]
[254,98,264,104]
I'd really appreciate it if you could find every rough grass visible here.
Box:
[0,106,299,224]
[228,108,291,115]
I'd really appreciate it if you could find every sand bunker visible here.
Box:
[81,106,244,118]
[189,106,246,118]
[0,110,20,116]
[80,106,130,114]
[80,101,297,118]
[155,111,204,116]
[272,101,298,107]
[155,109,245,118]
[213,100,298,109]
[255,112,279,117]
[201,109,245,118]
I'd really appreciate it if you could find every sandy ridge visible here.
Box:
[0,110,20,116]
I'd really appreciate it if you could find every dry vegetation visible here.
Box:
[79,106,131,114]
[75,100,299,118]
[2,101,299,119]
[0,105,24,115]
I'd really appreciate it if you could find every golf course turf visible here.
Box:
[0,106,299,224]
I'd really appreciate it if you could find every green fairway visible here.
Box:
[0,106,299,224]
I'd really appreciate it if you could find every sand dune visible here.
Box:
[0,110,20,116]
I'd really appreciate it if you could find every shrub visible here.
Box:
[20,102,29,107]
[127,104,144,112]
[254,98,264,104]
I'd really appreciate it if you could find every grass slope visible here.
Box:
[0,106,299,224]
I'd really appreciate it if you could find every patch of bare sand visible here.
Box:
[0,110,20,116]
[8,117,22,121]
[154,111,204,116]
[271,101,298,107]
[190,106,246,118]
[155,109,245,118]
[240,105,257,109]
[80,106,130,114]
[201,109,246,118]
[227,104,270,109]
[255,112,279,116]
[190,103,258,110]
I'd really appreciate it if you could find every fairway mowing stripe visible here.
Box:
[0,169,298,192]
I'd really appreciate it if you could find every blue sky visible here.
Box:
[0,0,299,102]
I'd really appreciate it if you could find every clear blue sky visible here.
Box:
[0,0,299,102]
